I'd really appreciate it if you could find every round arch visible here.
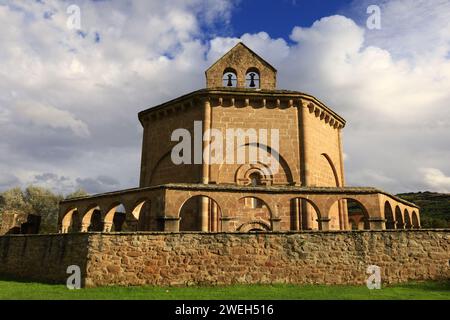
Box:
[103,202,127,232]
[339,198,370,230]
[412,211,420,228]
[245,67,260,89]
[178,195,222,232]
[384,201,395,229]
[81,204,102,232]
[241,142,294,184]
[223,67,238,87]
[290,197,321,230]
[148,150,173,185]
[237,220,270,232]
[404,209,412,229]
[235,162,274,186]
[321,153,340,187]
[61,208,78,233]
[395,206,404,229]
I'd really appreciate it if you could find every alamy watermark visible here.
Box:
[66,265,81,289]
[366,5,381,30]
[66,4,81,30]
[366,265,381,289]
[171,121,280,175]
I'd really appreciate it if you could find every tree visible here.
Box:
[65,189,89,199]
[24,185,63,234]
[0,187,31,214]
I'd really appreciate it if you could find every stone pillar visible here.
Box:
[337,128,349,230]
[160,216,180,232]
[125,220,138,232]
[211,202,218,232]
[369,218,386,230]
[396,222,405,230]
[202,99,211,185]
[81,223,90,232]
[294,198,300,231]
[220,217,234,232]
[103,221,113,232]
[201,197,210,232]
[270,218,282,231]
[201,99,212,232]
[299,100,310,187]
[304,201,313,230]
[318,218,331,231]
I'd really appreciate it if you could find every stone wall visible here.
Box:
[0,234,89,284]
[0,230,448,287]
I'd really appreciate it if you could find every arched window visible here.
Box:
[245,68,260,88]
[249,172,262,186]
[223,68,237,87]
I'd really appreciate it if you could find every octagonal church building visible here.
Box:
[59,42,420,234]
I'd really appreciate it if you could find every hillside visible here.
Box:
[396,192,450,228]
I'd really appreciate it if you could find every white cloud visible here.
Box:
[195,5,450,193]
[421,168,450,193]
[0,0,449,195]
[14,101,90,138]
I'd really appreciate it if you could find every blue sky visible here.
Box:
[0,0,450,195]
[229,0,354,40]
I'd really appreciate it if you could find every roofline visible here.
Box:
[60,183,419,209]
[205,42,277,74]
[137,88,346,126]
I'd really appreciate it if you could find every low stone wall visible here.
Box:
[0,230,449,287]
[0,234,89,284]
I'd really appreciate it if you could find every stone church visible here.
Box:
[59,42,420,234]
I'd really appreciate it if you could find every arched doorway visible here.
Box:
[237,196,271,231]
[404,209,412,229]
[395,206,404,229]
[103,203,126,232]
[412,211,420,228]
[384,201,395,229]
[61,208,79,233]
[345,199,370,230]
[178,195,221,232]
[290,197,321,230]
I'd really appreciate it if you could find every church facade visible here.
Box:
[59,43,420,234]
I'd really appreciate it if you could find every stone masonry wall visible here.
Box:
[0,234,89,284]
[1,230,447,287]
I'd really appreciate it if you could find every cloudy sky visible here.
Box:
[0,0,449,195]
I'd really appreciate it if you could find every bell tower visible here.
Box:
[205,42,277,90]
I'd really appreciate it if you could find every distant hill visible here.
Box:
[396,192,450,228]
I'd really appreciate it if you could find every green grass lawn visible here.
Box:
[0,280,449,300]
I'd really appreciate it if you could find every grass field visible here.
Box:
[0,280,448,300]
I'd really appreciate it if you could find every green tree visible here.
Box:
[23,185,63,234]
[65,188,89,199]
[0,187,31,214]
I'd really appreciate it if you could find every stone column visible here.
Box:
[161,216,180,232]
[337,128,349,230]
[220,216,234,232]
[396,222,405,229]
[201,99,212,232]
[81,223,90,232]
[125,220,138,232]
[369,218,386,230]
[299,100,310,187]
[211,201,218,232]
[103,221,113,232]
[294,198,300,231]
[304,201,313,230]
[318,217,331,231]
[270,218,282,231]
